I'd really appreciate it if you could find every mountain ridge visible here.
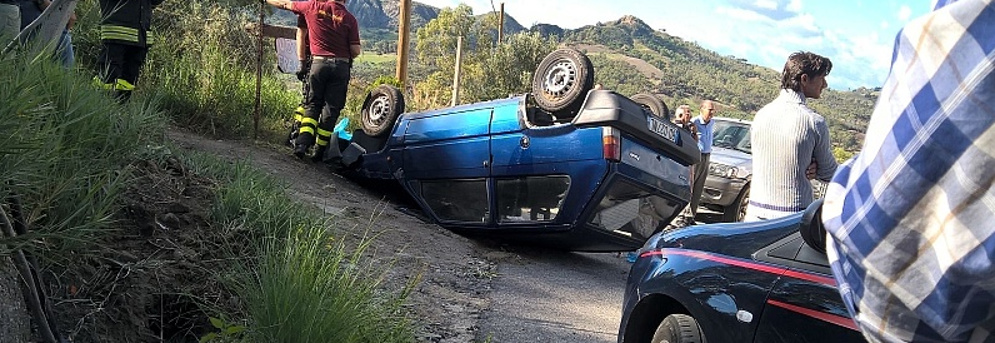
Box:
[334,1,873,153]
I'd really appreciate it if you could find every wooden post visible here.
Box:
[451,36,463,107]
[396,0,412,87]
[253,0,264,140]
[497,2,505,45]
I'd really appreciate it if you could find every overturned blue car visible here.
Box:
[334,49,700,251]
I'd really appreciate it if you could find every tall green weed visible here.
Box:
[180,153,415,343]
[0,49,163,258]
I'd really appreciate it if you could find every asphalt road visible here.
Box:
[477,249,631,343]
[476,209,722,343]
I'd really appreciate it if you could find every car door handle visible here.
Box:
[483,160,490,167]
[520,136,530,149]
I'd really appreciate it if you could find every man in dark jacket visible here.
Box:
[94,0,164,102]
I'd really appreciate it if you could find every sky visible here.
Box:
[412,0,934,90]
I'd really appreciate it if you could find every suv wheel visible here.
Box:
[721,185,749,222]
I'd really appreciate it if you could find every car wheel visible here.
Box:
[631,93,670,120]
[651,314,705,343]
[361,85,405,137]
[721,184,749,223]
[531,48,594,114]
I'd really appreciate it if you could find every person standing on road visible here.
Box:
[265,0,360,160]
[286,6,309,148]
[745,51,837,221]
[824,0,995,341]
[687,100,715,221]
[673,104,698,139]
[663,101,713,230]
[94,0,165,102]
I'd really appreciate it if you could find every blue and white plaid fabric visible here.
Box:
[823,0,995,342]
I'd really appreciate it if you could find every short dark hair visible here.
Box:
[780,51,832,91]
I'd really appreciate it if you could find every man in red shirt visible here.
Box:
[266,0,361,159]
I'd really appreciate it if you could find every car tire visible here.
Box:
[531,48,594,114]
[361,84,405,137]
[631,93,670,120]
[721,184,749,223]
[651,314,705,343]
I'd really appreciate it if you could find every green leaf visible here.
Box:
[199,332,218,343]
[209,317,225,329]
[225,325,246,335]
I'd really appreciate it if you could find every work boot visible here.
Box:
[293,143,309,159]
[311,146,327,163]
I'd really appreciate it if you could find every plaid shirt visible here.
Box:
[823,0,995,342]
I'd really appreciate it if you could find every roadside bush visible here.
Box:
[182,153,416,343]
[0,48,162,258]
[71,1,298,140]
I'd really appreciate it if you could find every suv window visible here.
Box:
[712,120,751,154]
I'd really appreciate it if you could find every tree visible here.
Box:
[412,6,556,109]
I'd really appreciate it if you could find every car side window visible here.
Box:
[496,176,570,223]
[417,179,489,223]
[756,232,832,275]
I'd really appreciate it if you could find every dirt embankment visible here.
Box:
[1,128,499,342]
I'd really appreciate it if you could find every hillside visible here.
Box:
[278,4,872,153]
[559,15,874,152]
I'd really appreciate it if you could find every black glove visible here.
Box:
[296,60,310,81]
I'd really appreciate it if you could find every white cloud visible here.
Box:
[897,5,912,21]
[786,0,803,13]
[880,20,890,30]
[753,0,779,10]
[716,6,775,22]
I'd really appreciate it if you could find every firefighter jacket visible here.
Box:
[98,0,164,47]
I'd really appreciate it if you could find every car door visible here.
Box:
[753,235,866,342]
[401,105,494,224]
[488,103,606,227]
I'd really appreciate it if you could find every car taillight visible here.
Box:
[602,127,620,162]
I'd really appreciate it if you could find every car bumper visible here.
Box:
[700,176,748,207]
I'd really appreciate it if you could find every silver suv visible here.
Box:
[700,118,752,222]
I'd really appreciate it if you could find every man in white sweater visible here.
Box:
[745,51,838,221]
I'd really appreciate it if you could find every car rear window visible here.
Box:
[587,179,681,240]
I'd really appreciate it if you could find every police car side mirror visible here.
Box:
[799,199,826,254]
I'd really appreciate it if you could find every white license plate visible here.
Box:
[647,116,679,143]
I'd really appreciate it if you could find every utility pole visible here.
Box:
[451,36,463,107]
[497,2,505,44]
[396,0,412,87]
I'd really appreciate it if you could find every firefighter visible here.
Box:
[289,9,339,163]
[265,0,360,160]
[94,0,164,102]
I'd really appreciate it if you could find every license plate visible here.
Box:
[647,116,679,144]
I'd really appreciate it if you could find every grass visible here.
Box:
[0,47,163,259]
[181,152,417,343]
[2,3,420,340]
[356,53,398,64]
